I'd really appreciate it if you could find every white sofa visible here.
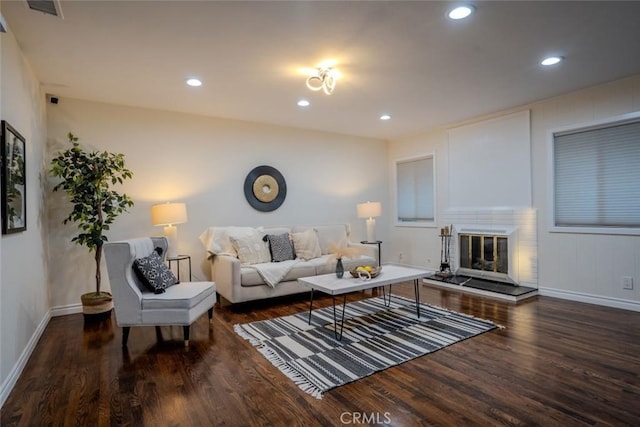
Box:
[200,224,378,304]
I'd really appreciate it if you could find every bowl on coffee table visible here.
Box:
[349,266,381,279]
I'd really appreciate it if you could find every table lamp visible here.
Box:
[151,202,188,258]
[357,201,381,242]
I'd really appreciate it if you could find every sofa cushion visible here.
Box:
[301,254,334,275]
[342,255,376,271]
[133,248,178,294]
[262,226,291,236]
[199,227,238,257]
[200,226,265,258]
[240,267,264,287]
[294,224,349,255]
[266,233,295,262]
[240,261,317,287]
[291,228,321,260]
[231,230,270,265]
[281,261,317,282]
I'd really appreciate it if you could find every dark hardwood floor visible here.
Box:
[2,283,639,426]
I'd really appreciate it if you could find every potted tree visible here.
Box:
[50,132,134,320]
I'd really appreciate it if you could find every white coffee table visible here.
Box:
[297,264,431,340]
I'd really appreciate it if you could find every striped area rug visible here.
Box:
[234,295,498,399]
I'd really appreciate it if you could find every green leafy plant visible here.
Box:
[50,132,134,295]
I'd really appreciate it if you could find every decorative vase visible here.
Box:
[335,258,344,278]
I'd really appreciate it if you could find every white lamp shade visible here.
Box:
[151,203,188,226]
[357,201,382,219]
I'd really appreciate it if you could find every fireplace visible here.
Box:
[454,225,519,285]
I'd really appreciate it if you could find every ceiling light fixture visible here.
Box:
[448,5,475,20]
[306,67,337,95]
[297,99,310,107]
[186,78,202,87]
[380,114,391,121]
[541,56,563,66]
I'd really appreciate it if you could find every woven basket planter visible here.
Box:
[81,292,113,321]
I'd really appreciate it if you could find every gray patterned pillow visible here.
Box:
[266,233,295,262]
[133,248,178,294]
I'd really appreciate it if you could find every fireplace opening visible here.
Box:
[454,225,519,285]
[459,234,508,274]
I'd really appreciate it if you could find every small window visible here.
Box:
[551,112,640,234]
[395,154,436,227]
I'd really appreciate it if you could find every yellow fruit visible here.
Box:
[365,266,372,272]
[356,266,366,271]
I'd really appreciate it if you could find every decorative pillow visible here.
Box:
[314,225,349,255]
[199,227,234,257]
[199,226,265,258]
[230,231,271,265]
[291,228,322,260]
[266,233,295,262]
[133,248,178,294]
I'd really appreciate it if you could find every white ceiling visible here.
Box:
[3,1,640,140]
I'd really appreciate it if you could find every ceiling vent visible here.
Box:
[26,0,63,18]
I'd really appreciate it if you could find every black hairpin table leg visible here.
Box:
[332,294,348,341]
[308,289,314,325]
[382,284,393,307]
[414,278,421,318]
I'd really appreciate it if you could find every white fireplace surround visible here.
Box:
[453,224,519,285]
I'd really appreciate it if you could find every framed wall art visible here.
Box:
[1,120,27,234]
[243,165,287,212]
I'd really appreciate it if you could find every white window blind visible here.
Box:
[554,119,640,228]
[396,156,434,223]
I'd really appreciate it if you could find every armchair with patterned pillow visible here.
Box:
[104,237,216,347]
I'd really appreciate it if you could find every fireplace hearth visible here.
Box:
[426,273,537,300]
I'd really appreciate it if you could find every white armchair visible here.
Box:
[104,237,216,347]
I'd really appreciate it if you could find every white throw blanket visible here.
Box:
[247,259,300,288]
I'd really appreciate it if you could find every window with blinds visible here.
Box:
[553,116,640,231]
[395,154,435,227]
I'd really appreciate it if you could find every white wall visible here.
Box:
[46,98,388,309]
[388,74,640,310]
[0,22,50,405]
[532,76,640,310]
[387,128,444,269]
[447,110,531,209]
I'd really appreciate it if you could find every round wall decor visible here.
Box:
[243,165,287,212]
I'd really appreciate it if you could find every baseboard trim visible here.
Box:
[538,287,640,312]
[0,311,51,409]
[50,303,82,317]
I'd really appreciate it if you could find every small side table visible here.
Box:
[167,255,191,282]
[360,240,382,267]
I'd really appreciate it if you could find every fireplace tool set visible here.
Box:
[436,225,453,278]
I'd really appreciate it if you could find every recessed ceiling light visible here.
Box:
[380,114,392,121]
[541,56,563,66]
[448,5,475,20]
[297,99,310,107]
[186,78,202,87]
